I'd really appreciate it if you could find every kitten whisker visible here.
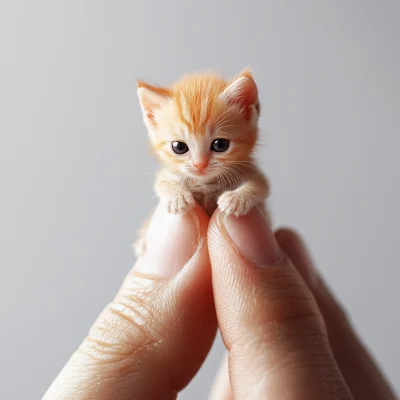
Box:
[217,164,245,188]
[228,161,259,173]
[216,124,244,130]
[214,109,233,128]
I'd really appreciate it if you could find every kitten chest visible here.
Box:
[191,182,221,217]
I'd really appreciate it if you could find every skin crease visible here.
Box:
[135,70,270,255]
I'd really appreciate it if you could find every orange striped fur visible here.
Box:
[134,69,271,255]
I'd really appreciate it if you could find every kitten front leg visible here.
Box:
[164,191,195,214]
[218,174,269,217]
[155,178,195,214]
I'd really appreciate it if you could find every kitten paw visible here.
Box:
[218,191,255,216]
[164,192,195,214]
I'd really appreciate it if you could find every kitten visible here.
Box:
[135,69,270,256]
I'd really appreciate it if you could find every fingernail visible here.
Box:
[220,207,281,266]
[136,204,200,277]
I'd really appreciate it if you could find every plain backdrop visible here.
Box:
[1,1,399,399]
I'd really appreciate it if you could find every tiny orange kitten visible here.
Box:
[135,69,270,255]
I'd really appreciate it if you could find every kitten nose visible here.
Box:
[194,161,208,171]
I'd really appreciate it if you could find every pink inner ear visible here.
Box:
[222,76,259,118]
[137,83,171,124]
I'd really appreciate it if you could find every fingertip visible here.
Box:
[207,208,224,259]
[192,203,210,234]
[275,226,302,244]
[208,207,281,267]
[208,207,221,234]
[275,227,318,287]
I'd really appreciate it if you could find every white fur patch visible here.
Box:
[220,76,248,101]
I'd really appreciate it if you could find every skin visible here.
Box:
[44,204,397,400]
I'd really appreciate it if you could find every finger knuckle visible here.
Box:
[82,278,169,367]
[262,270,321,325]
[234,266,327,351]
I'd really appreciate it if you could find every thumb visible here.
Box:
[208,207,353,399]
[44,204,216,400]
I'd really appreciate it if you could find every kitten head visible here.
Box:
[137,69,260,181]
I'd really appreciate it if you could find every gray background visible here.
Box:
[1,1,399,399]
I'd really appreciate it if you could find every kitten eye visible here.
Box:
[172,141,189,154]
[211,139,230,152]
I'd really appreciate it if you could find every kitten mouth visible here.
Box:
[194,169,210,176]
[187,169,209,178]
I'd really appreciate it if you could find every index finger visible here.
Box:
[44,204,216,400]
[208,207,353,399]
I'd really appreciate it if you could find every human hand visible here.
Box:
[208,207,396,399]
[44,205,396,399]
[44,204,216,399]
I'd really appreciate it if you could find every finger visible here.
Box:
[209,353,233,400]
[44,204,217,400]
[276,228,397,400]
[208,207,353,400]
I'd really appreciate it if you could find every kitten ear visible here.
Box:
[220,70,259,117]
[137,81,170,126]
